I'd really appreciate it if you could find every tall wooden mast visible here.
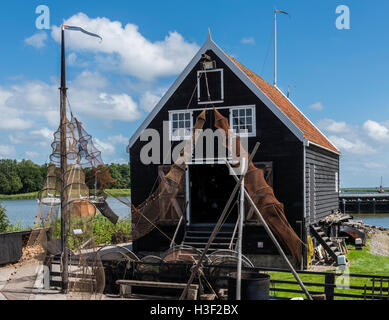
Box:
[60,24,69,293]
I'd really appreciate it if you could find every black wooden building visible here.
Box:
[127,33,340,268]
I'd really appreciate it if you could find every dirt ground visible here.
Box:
[369,230,389,257]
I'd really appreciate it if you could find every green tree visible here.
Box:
[16,159,44,193]
[0,201,9,232]
[0,173,11,194]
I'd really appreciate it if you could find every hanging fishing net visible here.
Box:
[125,110,207,243]
[213,107,303,264]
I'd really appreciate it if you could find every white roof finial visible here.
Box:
[207,28,212,41]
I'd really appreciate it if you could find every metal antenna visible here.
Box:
[274,9,289,87]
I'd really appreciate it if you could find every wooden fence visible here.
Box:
[251,266,389,300]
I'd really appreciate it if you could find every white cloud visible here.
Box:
[241,37,255,45]
[30,127,53,141]
[317,118,350,134]
[25,151,40,158]
[9,134,22,144]
[25,32,48,48]
[0,88,35,130]
[67,52,77,65]
[106,134,128,145]
[0,71,142,126]
[93,134,129,160]
[328,135,376,155]
[65,70,142,122]
[51,13,199,81]
[308,102,324,111]
[94,138,115,155]
[140,91,162,112]
[363,120,389,142]
[0,145,16,158]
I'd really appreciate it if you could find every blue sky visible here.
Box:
[0,0,388,187]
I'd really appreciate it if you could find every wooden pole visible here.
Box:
[60,25,69,293]
[226,161,313,300]
[236,168,245,300]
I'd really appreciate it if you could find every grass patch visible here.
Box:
[92,214,132,245]
[104,189,131,197]
[268,240,389,300]
[5,221,26,232]
[0,192,38,200]
[52,214,132,250]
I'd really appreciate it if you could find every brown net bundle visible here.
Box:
[129,163,185,240]
[129,110,207,241]
[213,108,302,264]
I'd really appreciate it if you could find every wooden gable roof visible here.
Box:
[128,34,339,155]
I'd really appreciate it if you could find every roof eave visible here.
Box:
[304,138,341,155]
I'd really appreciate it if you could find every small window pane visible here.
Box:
[230,107,255,135]
[185,113,190,120]
[179,120,184,128]
[179,113,184,120]
[172,114,178,121]
[172,122,178,129]
[185,120,190,127]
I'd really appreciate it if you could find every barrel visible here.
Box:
[228,272,270,300]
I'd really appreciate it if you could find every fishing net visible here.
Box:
[0,115,113,300]
[66,200,105,300]
[126,110,207,242]
[213,107,303,264]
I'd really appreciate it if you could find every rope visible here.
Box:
[104,190,174,244]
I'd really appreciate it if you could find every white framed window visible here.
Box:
[169,111,193,141]
[229,105,256,137]
[197,69,224,104]
[335,172,339,193]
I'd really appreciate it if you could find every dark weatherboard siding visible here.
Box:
[305,144,339,225]
[130,49,305,255]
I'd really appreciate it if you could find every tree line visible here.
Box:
[0,159,130,195]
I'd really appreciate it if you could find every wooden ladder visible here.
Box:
[310,224,342,264]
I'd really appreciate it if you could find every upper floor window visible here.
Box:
[229,105,256,137]
[169,111,193,141]
[197,69,224,104]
